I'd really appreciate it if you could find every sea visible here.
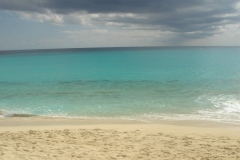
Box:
[0,47,240,124]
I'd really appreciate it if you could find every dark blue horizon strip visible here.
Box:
[1,46,240,55]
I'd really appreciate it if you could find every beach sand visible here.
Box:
[1,118,240,160]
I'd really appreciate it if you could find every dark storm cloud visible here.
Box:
[0,0,202,13]
[1,0,240,40]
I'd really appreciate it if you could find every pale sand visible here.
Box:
[1,118,240,160]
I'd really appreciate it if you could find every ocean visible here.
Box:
[0,47,240,124]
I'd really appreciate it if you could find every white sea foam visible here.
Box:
[0,109,9,118]
[134,95,240,124]
[191,94,240,123]
[196,95,240,123]
[0,109,4,118]
[1,94,240,124]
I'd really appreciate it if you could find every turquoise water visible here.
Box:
[1,47,240,123]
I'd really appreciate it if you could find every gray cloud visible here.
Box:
[1,0,240,42]
[0,0,202,13]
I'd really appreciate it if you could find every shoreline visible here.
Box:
[1,116,240,128]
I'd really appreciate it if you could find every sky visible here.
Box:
[0,0,240,50]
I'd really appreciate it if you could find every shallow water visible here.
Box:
[1,47,240,124]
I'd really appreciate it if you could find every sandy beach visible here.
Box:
[0,118,240,160]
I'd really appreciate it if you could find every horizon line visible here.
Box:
[1,46,240,53]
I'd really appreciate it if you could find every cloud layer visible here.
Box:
[1,0,240,46]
